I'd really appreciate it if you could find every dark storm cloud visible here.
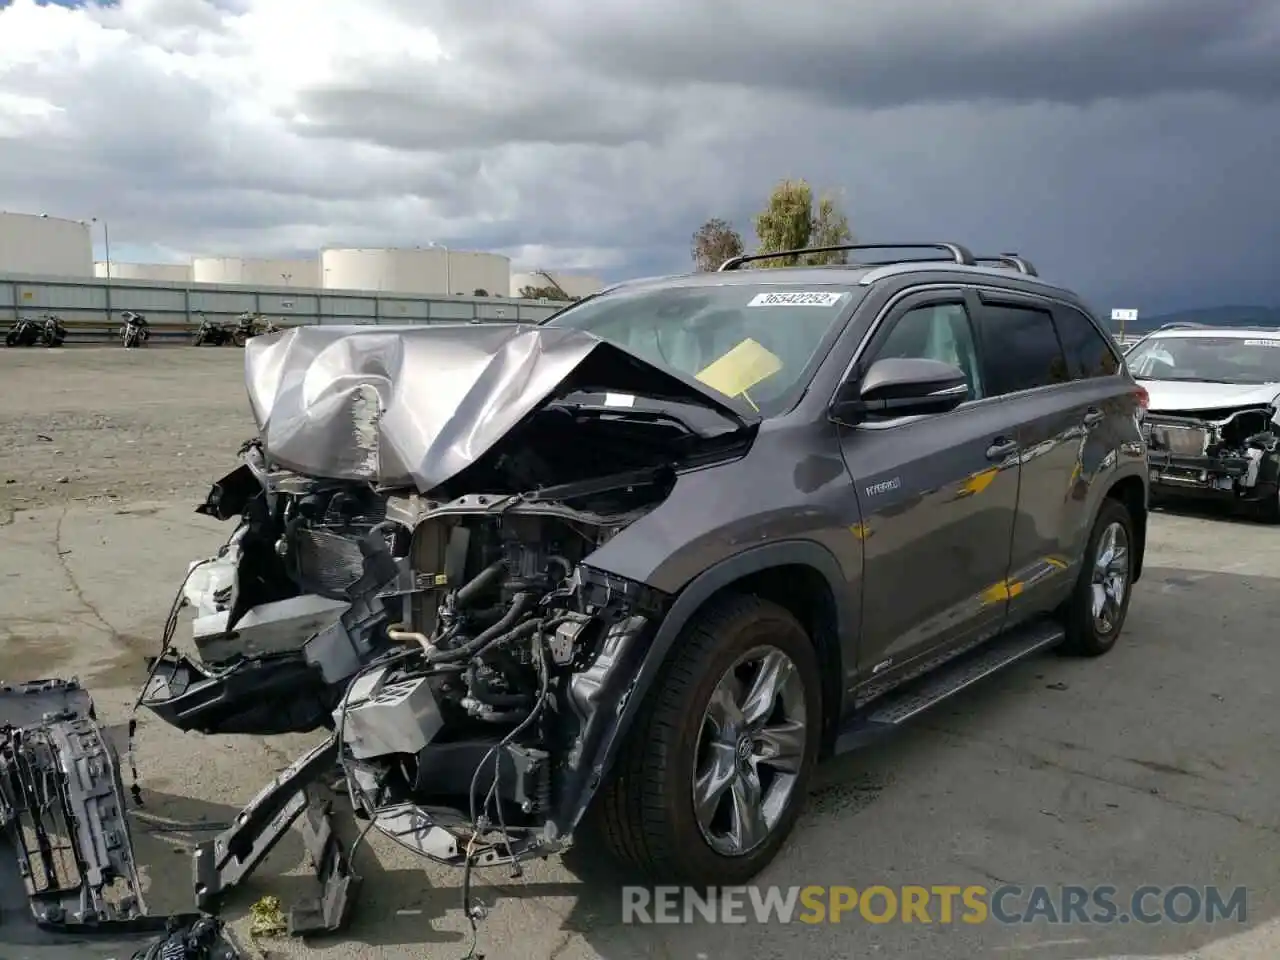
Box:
[0,0,1275,312]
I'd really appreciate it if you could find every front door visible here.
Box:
[836,289,1023,686]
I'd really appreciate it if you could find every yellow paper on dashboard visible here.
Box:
[696,338,783,398]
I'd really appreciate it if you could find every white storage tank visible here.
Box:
[95,261,192,282]
[511,270,606,300]
[321,247,510,296]
[0,211,93,277]
[192,256,319,287]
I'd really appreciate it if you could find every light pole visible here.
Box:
[281,272,292,286]
[89,217,111,322]
[429,241,451,294]
[91,218,111,279]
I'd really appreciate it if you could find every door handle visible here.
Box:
[1083,407,1104,427]
[986,437,1018,461]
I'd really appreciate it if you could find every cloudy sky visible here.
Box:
[0,0,1277,314]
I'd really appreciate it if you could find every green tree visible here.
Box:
[751,179,853,267]
[691,217,745,271]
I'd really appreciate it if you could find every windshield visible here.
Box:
[542,283,858,416]
[1126,336,1280,384]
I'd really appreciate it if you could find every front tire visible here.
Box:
[1058,498,1135,657]
[591,595,821,885]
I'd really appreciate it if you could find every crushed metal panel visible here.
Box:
[242,323,756,492]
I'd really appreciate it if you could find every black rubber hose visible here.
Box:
[455,561,506,609]
[465,661,534,709]
[428,592,534,663]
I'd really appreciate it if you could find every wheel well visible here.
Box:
[696,564,843,747]
[1105,475,1147,581]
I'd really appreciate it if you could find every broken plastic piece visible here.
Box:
[0,677,197,935]
[191,733,359,936]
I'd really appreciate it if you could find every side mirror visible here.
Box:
[830,357,969,424]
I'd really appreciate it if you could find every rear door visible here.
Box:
[969,292,1121,622]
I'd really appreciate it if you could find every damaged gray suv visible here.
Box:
[138,243,1149,906]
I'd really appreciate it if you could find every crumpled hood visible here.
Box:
[243,323,756,491]
[1140,378,1280,413]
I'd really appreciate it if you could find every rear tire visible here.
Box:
[589,595,822,885]
[1058,498,1135,657]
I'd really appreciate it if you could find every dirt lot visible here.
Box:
[0,347,255,513]
[2,347,1279,960]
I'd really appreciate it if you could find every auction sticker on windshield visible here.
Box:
[748,291,847,307]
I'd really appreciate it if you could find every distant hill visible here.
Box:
[1111,305,1280,335]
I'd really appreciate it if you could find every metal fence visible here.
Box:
[0,272,564,341]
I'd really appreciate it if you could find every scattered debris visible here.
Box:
[1045,681,1069,691]
[36,434,52,442]
[54,476,68,484]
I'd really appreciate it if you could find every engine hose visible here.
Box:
[465,661,534,709]
[428,592,534,663]
[482,647,534,692]
[455,560,507,609]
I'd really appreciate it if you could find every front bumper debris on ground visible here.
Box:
[0,677,250,958]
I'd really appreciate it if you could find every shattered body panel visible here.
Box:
[0,678,243,958]
[1141,380,1280,501]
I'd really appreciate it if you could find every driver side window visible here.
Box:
[872,302,984,401]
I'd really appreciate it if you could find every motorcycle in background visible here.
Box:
[232,312,281,344]
[5,314,65,347]
[192,313,235,346]
[120,311,150,348]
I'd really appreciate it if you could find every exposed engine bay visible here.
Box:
[125,321,760,938]
[1143,404,1280,497]
[133,412,744,935]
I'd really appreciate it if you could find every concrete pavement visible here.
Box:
[0,499,1276,959]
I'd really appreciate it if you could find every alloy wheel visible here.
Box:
[691,645,807,857]
[1091,521,1129,635]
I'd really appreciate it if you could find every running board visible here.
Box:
[834,620,1065,753]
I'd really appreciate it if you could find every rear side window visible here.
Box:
[1055,307,1120,379]
[975,302,1070,396]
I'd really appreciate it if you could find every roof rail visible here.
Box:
[717,242,976,272]
[973,252,1039,277]
[1156,322,1209,331]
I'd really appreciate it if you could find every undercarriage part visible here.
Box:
[0,679,178,933]
[191,734,357,936]
[140,653,341,736]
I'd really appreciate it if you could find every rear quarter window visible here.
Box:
[1055,306,1120,379]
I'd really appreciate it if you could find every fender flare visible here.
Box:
[569,538,857,829]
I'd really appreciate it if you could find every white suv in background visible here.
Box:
[1126,325,1280,520]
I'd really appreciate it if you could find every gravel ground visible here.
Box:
[0,346,254,513]
[1,347,1278,960]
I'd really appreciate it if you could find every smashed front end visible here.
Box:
[1143,403,1280,501]
[138,323,755,885]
